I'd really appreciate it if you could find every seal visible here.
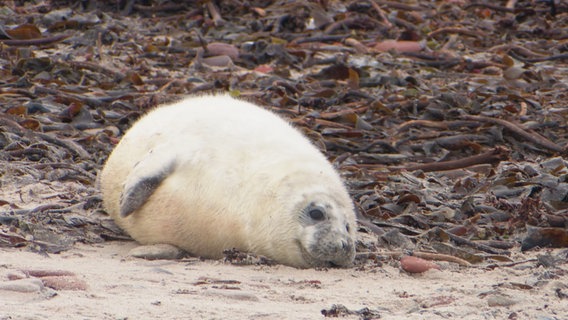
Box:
[99,95,356,268]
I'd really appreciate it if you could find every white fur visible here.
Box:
[100,95,356,268]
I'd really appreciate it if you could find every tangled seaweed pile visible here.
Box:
[0,1,567,265]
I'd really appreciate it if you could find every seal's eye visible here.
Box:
[308,207,326,221]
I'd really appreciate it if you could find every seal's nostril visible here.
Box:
[341,240,348,250]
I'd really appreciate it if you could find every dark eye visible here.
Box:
[308,207,326,221]
[346,224,351,232]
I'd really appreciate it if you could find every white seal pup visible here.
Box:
[99,94,356,268]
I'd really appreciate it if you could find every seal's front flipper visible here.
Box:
[120,148,177,217]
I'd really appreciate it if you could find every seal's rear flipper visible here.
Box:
[120,148,177,217]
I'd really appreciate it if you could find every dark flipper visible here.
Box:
[119,149,177,217]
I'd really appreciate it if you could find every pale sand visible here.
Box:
[1,241,566,320]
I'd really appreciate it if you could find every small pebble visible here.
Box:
[7,271,27,280]
[400,256,440,273]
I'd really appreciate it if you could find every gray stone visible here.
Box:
[487,294,519,307]
[0,278,44,293]
[203,289,260,302]
[128,244,186,260]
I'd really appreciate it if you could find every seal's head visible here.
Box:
[295,193,356,268]
[266,184,357,268]
[243,154,358,269]
[298,190,356,267]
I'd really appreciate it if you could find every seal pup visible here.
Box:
[100,95,356,268]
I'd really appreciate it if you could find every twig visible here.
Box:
[32,162,97,181]
[464,3,515,13]
[402,52,462,68]
[0,88,36,98]
[206,1,225,27]
[397,119,481,132]
[370,0,393,28]
[5,148,48,159]
[390,16,418,32]
[404,146,510,172]
[2,204,64,215]
[0,34,71,46]
[0,114,27,136]
[344,38,369,54]
[462,115,564,153]
[428,27,486,39]
[35,132,92,160]
[314,119,354,129]
[133,3,187,13]
[121,0,136,15]
[373,0,428,11]
[293,35,349,45]
[96,31,104,62]
[69,61,126,81]
[0,230,28,246]
[481,258,538,270]
[431,227,510,255]
[33,85,111,108]
[356,210,385,236]
[488,44,549,58]
[412,251,471,266]
[319,106,369,120]
[298,43,356,53]
[525,54,568,63]
[0,115,90,160]
[358,250,471,266]
[324,17,386,34]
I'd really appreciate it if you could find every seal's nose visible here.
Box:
[327,237,355,266]
[333,238,355,258]
[338,237,354,253]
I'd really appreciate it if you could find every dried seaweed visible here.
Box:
[1,0,567,264]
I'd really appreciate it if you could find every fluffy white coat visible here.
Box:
[100,95,356,268]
